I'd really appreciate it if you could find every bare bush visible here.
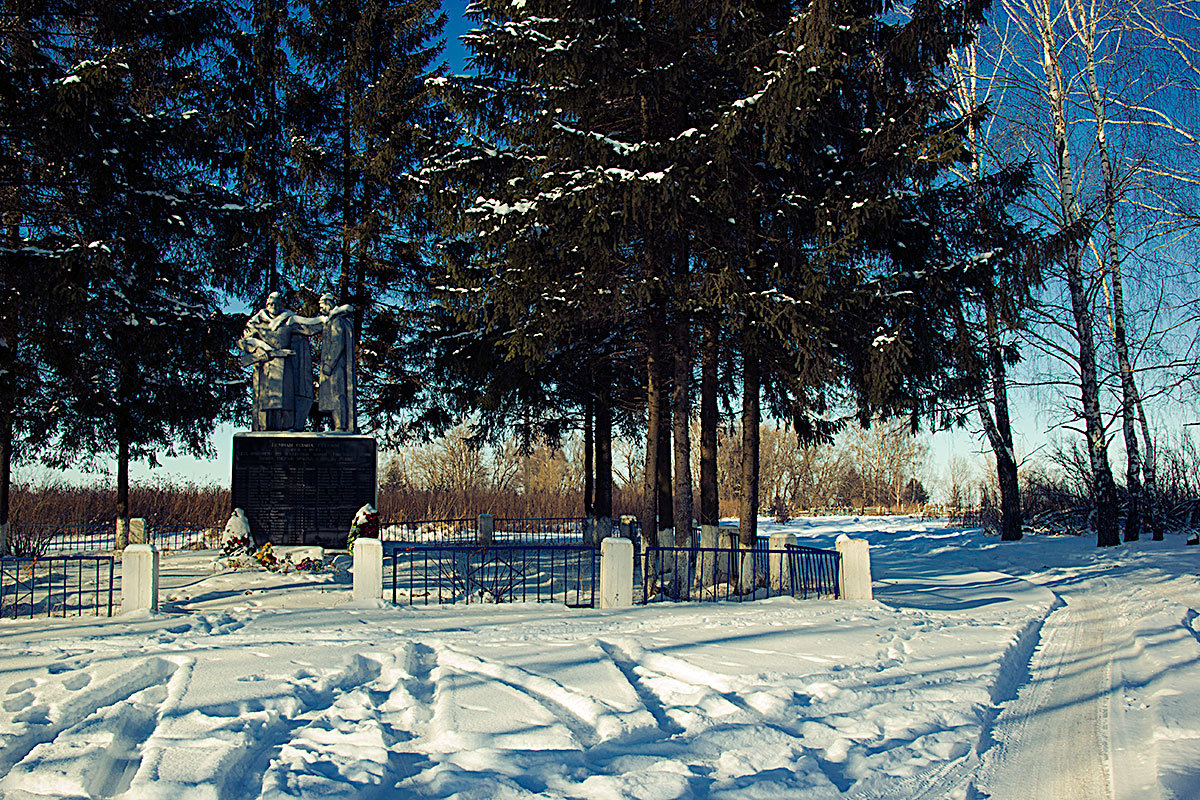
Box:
[10,477,229,526]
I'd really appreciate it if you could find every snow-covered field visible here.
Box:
[0,516,1197,799]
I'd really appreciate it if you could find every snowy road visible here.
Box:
[979,592,1113,800]
[965,534,1200,800]
[0,518,1197,799]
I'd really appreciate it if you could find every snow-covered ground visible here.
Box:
[0,516,1197,800]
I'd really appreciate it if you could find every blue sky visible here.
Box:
[442,0,472,74]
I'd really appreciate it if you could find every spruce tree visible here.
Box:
[427,0,1032,554]
[0,2,83,538]
[289,0,448,431]
[3,0,246,520]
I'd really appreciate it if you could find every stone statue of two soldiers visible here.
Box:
[237,292,357,433]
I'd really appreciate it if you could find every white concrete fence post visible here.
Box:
[769,532,797,593]
[836,535,873,601]
[477,513,494,547]
[599,536,634,609]
[353,537,384,602]
[121,543,159,613]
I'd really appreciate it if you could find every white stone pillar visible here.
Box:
[477,513,494,546]
[353,537,384,602]
[129,518,146,545]
[121,543,159,614]
[836,535,873,600]
[599,536,634,609]
[769,532,797,593]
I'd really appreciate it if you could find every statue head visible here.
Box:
[266,291,283,316]
[319,292,336,314]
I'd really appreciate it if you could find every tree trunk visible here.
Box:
[259,0,281,295]
[353,140,373,338]
[116,428,130,522]
[1,220,15,553]
[672,315,693,547]
[1136,393,1162,540]
[739,327,760,548]
[1065,244,1120,547]
[642,319,662,539]
[1111,245,1142,543]
[583,397,594,518]
[1072,1,1141,542]
[1038,5,1119,546]
[979,297,1023,540]
[699,318,719,527]
[338,59,353,300]
[595,395,613,518]
[0,409,11,554]
[656,383,674,535]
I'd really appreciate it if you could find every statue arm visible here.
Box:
[290,314,323,335]
[238,335,271,353]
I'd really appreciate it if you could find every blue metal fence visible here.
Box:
[639,542,839,603]
[384,542,598,607]
[380,517,589,546]
[11,521,220,555]
[787,544,842,599]
[379,518,478,545]
[0,555,116,618]
[493,517,585,543]
[147,523,220,551]
[13,523,112,555]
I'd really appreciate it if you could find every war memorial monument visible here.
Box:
[231,292,375,547]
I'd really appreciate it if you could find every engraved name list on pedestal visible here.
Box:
[231,432,376,547]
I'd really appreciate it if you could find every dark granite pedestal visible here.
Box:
[231,432,376,547]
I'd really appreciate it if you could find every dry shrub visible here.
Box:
[10,478,229,525]
[11,478,641,527]
[375,485,642,522]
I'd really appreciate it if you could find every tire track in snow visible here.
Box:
[436,645,655,748]
[976,592,1115,800]
[844,603,1056,800]
[0,657,180,785]
[595,639,685,737]
[599,637,855,791]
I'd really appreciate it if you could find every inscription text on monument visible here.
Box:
[232,433,376,547]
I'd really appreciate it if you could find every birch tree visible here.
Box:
[998,0,1122,545]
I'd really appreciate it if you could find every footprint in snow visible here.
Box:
[2,692,34,713]
[62,673,90,691]
[6,679,36,695]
